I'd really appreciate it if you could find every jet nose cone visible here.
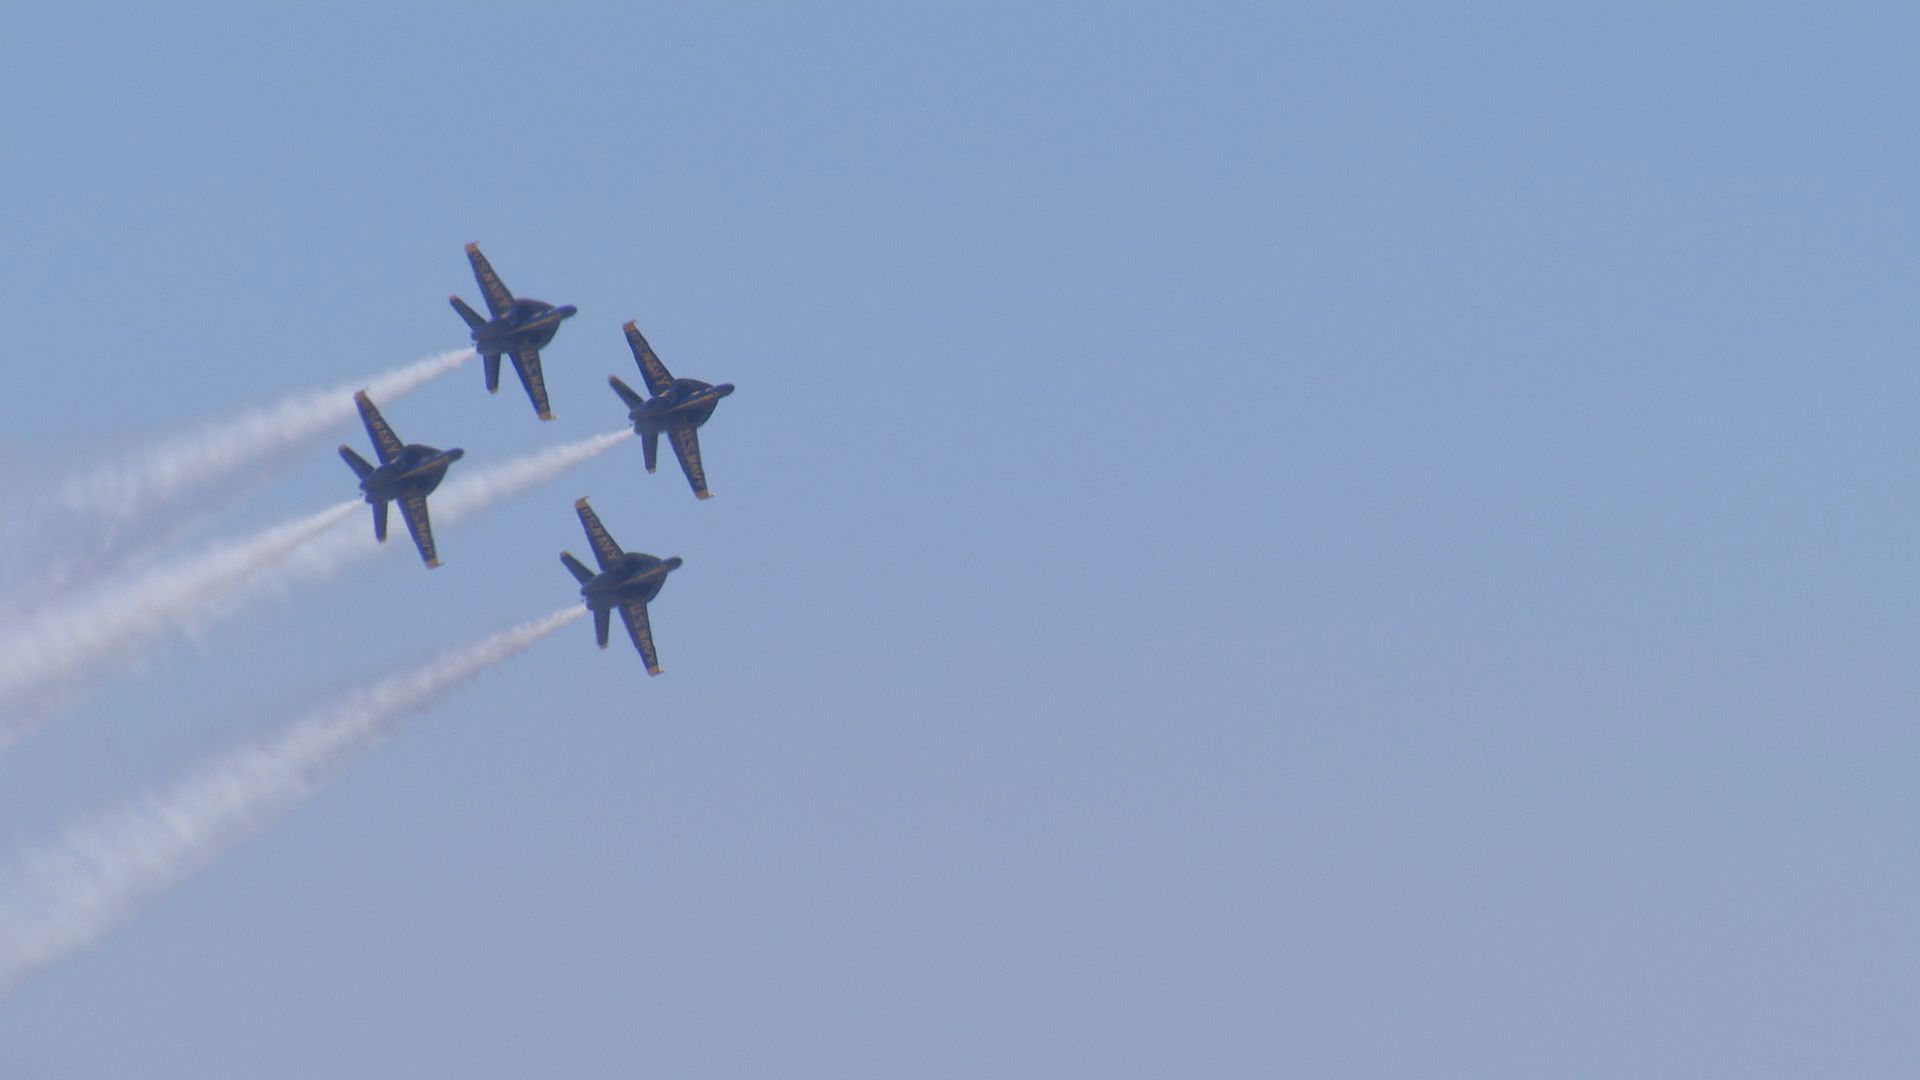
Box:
[556,304,579,319]
[665,556,684,571]
[445,448,466,462]
[714,383,736,397]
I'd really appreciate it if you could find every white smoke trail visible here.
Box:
[0,431,630,743]
[0,606,584,1002]
[57,348,472,527]
[0,501,361,739]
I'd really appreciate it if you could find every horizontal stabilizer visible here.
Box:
[449,294,486,332]
[338,444,374,480]
[560,551,595,585]
[609,374,646,411]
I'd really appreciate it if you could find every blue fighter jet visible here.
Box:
[449,242,577,421]
[560,497,683,675]
[608,321,734,499]
[338,391,464,568]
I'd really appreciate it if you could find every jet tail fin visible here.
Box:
[593,607,611,649]
[483,352,501,393]
[560,551,595,585]
[449,295,487,332]
[338,444,375,480]
[371,499,389,542]
[608,374,646,411]
[642,430,659,473]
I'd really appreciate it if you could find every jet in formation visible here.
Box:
[561,497,682,675]
[608,321,734,499]
[338,391,464,568]
[449,242,577,421]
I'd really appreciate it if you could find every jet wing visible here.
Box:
[465,243,514,319]
[623,321,675,397]
[398,491,440,568]
[511,346,553,421]
[668,425,711,499]
[574,498,624,571]
[619,600,663,675]
[353,391,405,465]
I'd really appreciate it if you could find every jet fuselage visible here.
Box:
[629,379,735,435]
[581,553,681,611]
[472,299,577,355]
[359,444,464,504]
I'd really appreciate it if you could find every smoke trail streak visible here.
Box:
[0,501,361,738]
[57,348,472,528]
[0,431,629,744]
[0,606,584,1002]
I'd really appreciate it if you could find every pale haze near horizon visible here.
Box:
[2,6,1918,1077]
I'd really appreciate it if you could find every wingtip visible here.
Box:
[647,665,664,677]
[574,496,591,509]
[353,389,371,404]
[538,410,555,421]
[425,558,442,569]
[696,490,714,500]
[623,319,638,332]
[464,242,480,254]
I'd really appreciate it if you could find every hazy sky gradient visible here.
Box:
[3,5,1919,1077]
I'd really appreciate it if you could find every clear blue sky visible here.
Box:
[3,4,1919,1076]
